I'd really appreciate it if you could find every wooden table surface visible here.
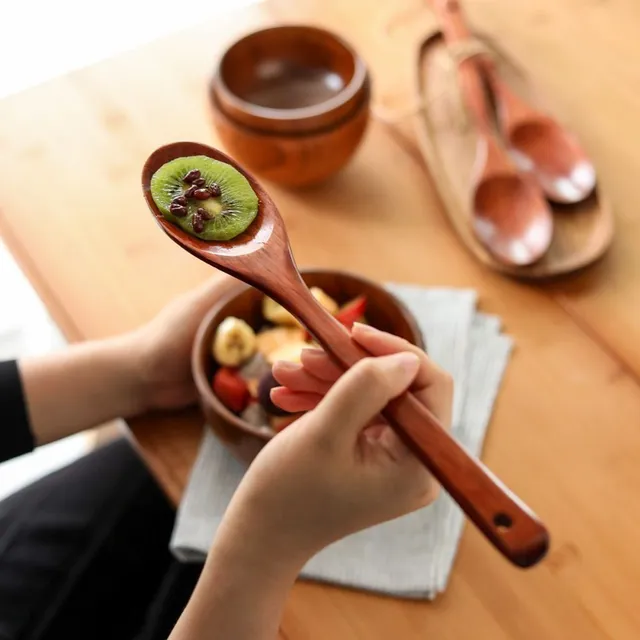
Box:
[2,0,640,637]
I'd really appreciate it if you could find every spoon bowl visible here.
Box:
[142,143,277,262]
[142,141,550,568]
[473,172,554,266]
[467,124,553,266]
[505,115,597,204]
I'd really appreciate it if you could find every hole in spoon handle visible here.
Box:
[289,287,549,567]
[383,393,549,567]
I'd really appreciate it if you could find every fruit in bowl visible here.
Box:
[210,288,369,434]
[191,270,423,464]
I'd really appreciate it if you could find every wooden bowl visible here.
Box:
[192,269,424,464]
[210,92,369,188]
[209,25,371,187]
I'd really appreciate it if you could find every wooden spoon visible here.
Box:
[432,0,554,266]
[483,68,596,204]
[142,141,550,568]
[436,0,596,204]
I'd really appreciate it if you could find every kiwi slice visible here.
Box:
[150,155,259,241]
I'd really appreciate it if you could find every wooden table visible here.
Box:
[2,0,640,637]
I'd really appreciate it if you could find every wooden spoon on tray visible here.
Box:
[431,0,554,266]
[434,0,596,204]
[142,141,550,568]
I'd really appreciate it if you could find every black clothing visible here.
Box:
[0,360,201,640]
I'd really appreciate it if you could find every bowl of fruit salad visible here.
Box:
[192,269,424,464]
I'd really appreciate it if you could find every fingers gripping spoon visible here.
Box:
[142,141,549,567]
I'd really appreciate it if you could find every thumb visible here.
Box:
[311,352,420,439]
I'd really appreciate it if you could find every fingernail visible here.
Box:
[386,352,420,376]
[269,386,283,400]
[272,360,301,372]
[301,347,324,358]
[352,322,379,334]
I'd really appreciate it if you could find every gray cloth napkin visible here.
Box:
[170,285,513,599]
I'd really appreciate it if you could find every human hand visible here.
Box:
[131,275,237,411]
[217,323,453,567]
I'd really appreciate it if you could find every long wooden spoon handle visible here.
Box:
[282,275,549,568]
[432,0,473,40]
[430,0,494,133]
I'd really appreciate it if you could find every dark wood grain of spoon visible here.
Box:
[142,141,550,568]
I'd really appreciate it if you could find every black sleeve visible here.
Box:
[0,360,35,463]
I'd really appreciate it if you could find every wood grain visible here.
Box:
[210,92,370,187]
[328,0,633,360]
[1,0,640,637]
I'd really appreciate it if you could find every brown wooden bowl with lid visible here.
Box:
[192,269,424,464]
[209,25,371,187]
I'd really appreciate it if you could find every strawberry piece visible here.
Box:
[335,295,367,330]
[212,367,250,413]
[301,295,368,340]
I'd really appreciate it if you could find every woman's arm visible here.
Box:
[5,275,235,451]
[19,336,145,445]
[170,514,302,640]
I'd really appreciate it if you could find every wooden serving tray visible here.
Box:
[413,30,614,279]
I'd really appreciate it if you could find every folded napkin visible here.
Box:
[170,285,513,599]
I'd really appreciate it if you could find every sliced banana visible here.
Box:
[310,287,339,315]
[212,317,256,367]
[267,340,309,365]
[255,326,305,359]
[262,296,297,325]
[263,288,338,326]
